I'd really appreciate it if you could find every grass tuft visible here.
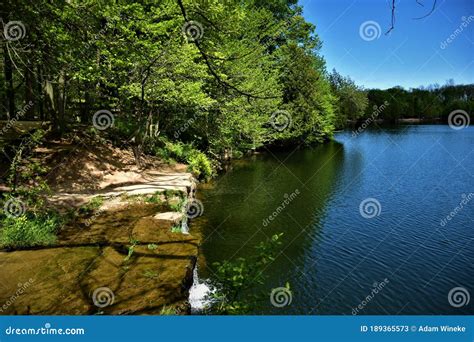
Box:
[0,213,62,248]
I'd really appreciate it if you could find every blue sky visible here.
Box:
[301,0,474,89]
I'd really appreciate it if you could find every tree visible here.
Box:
[329,69,368,128]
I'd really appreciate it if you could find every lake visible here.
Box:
[192,125,474,314]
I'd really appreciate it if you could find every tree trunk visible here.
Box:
[37,64,44,120]
[3,45,14,119]
[24,65,35,119]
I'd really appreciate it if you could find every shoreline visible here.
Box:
[0,135,202,315]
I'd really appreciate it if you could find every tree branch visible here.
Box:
[413,0,437,19]
[176,0,278,100]
[386,0,396,35]
[386,0,437,34]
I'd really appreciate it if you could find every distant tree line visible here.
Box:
[363,83,474,123]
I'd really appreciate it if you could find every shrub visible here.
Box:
[0,213,62,248]
[187,151,213,180]
[153,138,214,180]
[79,196,104,214]
[211,234,284,314]
[145,192,163,204]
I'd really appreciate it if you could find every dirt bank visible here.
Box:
[0,134,201,315]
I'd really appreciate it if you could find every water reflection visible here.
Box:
[193,126,474,315]
[193,141,346,313]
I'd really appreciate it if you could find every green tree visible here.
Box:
[329,69,368,128]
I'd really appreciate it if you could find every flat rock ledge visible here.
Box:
[48,172,196,209]
[0,173,200,315]
[154,212,185,225]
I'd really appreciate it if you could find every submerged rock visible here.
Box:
[0,199,200,315]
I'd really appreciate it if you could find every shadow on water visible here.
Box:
[193,126,474,315]
[192,141,347,314]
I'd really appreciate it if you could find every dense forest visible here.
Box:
[1,0,338,171]
[1,0,473,173]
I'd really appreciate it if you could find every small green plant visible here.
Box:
[152,138,214,180]
[171,225,182,233]
[147,243,158,250]
[187,151,213,181]
[159,306,176,315]
[143,269,159,279]
[169,197,186,212]
[0,130,66,249]
[0,213,62,248]
[6,129,51,211]
[124,238,139,262]
[80,196,104,214]
[145,192,162,204]
[124,246,135,261]
[163,189,184,199]
[211,233,284,314]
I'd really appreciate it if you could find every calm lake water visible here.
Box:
[193,125,474,314]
